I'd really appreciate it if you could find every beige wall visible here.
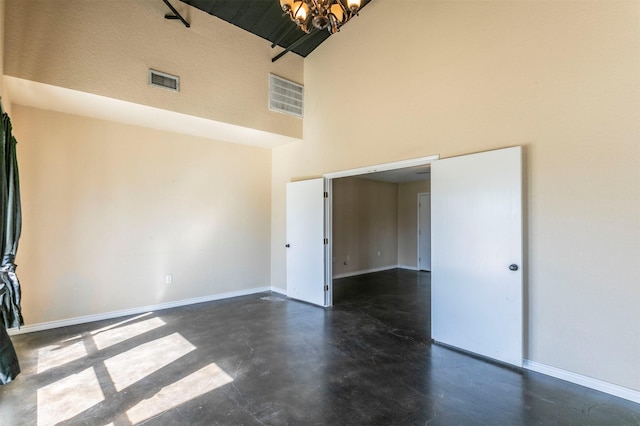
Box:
[332,177,398,276]
[397,180,430,269]
[14,105,272,324]
[0,0,8,113]
[4,0,303,138]
[272,0,640,391]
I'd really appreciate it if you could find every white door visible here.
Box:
[418,193,431,271]
[286,178,326,306]
[431,147,523,367]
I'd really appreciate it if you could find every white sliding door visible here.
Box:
[431,147,523,367]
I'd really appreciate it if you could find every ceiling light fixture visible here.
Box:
[279,0,362,34]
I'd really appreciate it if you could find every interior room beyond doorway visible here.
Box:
[331,164,431,305]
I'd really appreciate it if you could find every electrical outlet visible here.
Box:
[377,251,381,256]
[166,274,173,284]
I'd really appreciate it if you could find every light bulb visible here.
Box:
[293,2,309,24]
[347,0,361,12]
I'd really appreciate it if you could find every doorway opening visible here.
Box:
[324,155,438,307]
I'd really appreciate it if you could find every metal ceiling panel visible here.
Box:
[180,0,371,59]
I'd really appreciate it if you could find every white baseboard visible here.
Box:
[523,360,640,404]
[332,265,399,279]
[9,286,272,336]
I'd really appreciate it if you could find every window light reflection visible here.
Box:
[92,317,165,350]
[126,362,234,424]
[37,338,87,374]
[90,312,154,335]
[36,367,104,426]
[104,332,195,391]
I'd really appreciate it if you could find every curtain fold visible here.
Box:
[0,103,22,385]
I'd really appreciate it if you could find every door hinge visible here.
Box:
[323,238,328,244]
[324,191,328,198]
[324,285,329,291]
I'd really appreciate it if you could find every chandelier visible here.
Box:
[279,0,362,34]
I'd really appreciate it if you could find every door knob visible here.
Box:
[509,264,519,271]
[285,244,290,248]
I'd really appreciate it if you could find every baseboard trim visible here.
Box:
[9,286,272,336]
[333,265,399,279]
[523,360,640,404]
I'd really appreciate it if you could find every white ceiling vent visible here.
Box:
[269,74,303,118]
[149,69,179,92]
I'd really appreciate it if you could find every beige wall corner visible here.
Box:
[272,0,640,392]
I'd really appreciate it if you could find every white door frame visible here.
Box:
[323,155,440,306]
[417,192,431,271]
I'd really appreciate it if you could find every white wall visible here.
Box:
[272,0,640,392]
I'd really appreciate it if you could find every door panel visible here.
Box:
[431,147,523,366]
[286,178,326,306]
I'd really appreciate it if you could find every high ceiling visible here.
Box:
[179,0,372,61]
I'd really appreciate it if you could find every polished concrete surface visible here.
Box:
[0,269,638,425]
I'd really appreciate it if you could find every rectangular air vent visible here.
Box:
[269,74,303,118]
[149,69,179,92]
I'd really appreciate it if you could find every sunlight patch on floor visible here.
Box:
[126,362,234,424]
[92,317,166,350]
[37,338,87,373]
[36,367,104,426]
[89,312,154,335]
[104,332,196,391]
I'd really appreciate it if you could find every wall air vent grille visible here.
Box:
[149,69,179,92]
[269,74,303,118]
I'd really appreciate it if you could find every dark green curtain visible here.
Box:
[0,103,22,385]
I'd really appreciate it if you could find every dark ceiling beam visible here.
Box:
[272,30,319,62]
[163,0,190,27]
[271,24,299,49]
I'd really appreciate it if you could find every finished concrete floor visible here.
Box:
[0,269,639,425]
